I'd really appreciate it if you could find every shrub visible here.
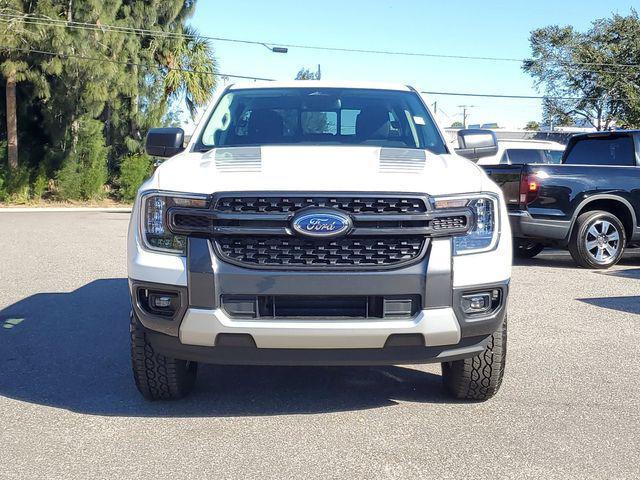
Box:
[0,165,31,203]
[57,118,109,200]
[32,165,49,200]
[118,153,152,201]
[0,169,6,202]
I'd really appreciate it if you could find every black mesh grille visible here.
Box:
[214,196,427,214]
[173,213,211,229]
[431,215,467,231]
[215,236,426,268]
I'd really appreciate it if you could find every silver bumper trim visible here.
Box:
[179,307,462,349]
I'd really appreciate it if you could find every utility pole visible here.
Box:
[432,101,437,115]
[458,104,475,129]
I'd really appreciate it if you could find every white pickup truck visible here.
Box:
[128,81,512,401]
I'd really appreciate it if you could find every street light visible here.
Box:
[262,43,288,54]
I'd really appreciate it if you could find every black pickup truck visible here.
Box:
[482,130,640,269]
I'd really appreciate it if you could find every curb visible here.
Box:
[0,207,132,213]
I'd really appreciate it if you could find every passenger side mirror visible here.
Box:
[145,128,185,157]
[455,129,498,160]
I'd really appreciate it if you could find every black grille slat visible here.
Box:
[431,216,467,231]
[174,214,211,229]
[214,196,427,214]
[215,237,427,269]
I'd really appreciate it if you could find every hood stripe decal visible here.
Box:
[215,147,262,172]
[379,148,426,173]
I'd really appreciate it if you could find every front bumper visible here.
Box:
[129,235,508,365]
[142,327,494,366]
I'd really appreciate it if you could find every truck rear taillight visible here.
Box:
[519,173,540,207]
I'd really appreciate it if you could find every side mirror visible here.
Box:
[455,129,498,160]
[145,128,185,157]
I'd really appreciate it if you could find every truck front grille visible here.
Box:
[214,196,428,214]
[215,236,427,269]
[167,193,472,271]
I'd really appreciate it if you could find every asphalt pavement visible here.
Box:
[0,211,638,479]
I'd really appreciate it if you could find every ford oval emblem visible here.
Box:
[291,210,352,238]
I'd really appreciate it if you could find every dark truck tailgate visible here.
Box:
[482,165,524,209]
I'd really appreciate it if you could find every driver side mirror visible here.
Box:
[145,128,185,157]
[455,129,498,160]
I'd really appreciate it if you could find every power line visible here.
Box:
[0,45,274,81]
[2,11,640,70]
[422,90,603,101]
[0,45,625,102]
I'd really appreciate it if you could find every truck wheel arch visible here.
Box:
[568,195,636,243]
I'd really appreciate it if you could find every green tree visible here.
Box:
[161,25,217,120]
[450,121,463,128]
[56,118,108,200]
[523,10,640,130]
[524,121,540,131]
[295,65,321,80]
[0,2,49,170]
[0,1,217,201]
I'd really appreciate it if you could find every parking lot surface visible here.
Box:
[1,211,639,480]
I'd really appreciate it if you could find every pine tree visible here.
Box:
[0,1,217,199]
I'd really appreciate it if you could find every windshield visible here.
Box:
[198,88,447,153]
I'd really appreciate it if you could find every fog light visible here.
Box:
[145,291,179,317]
[151,295,173,308]
[461,292,492,314]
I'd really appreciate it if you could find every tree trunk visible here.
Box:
[70,118,80,152]
[6,73,18,170]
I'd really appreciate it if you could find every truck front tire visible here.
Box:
[130,312,197,400]
[568,210,626,269]
[441,318,507,401]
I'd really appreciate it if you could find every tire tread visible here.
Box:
[130,312,197,400]
[442,319,507,401]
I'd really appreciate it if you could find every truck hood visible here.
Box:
[151,145,486,196]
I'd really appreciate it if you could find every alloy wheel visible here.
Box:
[584,220,620,263]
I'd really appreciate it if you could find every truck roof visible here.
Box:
[571,130,640,139]
[498,139,565,150]
[227,80,413,92]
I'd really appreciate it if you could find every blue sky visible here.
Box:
[190,0,637,130]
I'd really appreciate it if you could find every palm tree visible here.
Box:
[160,26,217,119]
[0,9,49,170]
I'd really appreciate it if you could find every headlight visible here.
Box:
[432,194,499,255]
[140,192,208,254]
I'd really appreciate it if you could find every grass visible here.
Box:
[0,198,132,208]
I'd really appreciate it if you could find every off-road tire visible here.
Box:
[568,210,626,269]
[513,239,545,259]
[441,318,507,401]
[130,312,197,400]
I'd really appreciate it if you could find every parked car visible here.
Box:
[476,139,565,166]
[128,81,512,401]
[482,130,640,268]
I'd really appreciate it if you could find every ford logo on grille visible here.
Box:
[291,210,352,238]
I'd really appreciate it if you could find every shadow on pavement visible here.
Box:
[577,296,640,315]
[0,279,451,417]
[597,268,640,280]
[513,251,577,269]
[514,248,640,270]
